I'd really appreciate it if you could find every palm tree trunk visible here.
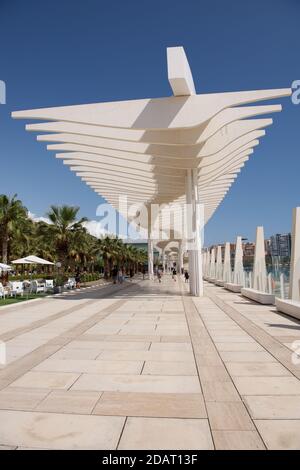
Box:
[2,232,8,264]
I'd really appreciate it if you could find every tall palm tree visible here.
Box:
[46,205,88,271]
[0,194,28,263]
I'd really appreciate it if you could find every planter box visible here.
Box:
[241,288,275,305]
[207,277,217,283]
[224,283,242,293]
[215,279,225,287]
[275,298,300,320]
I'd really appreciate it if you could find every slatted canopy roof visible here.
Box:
[12,47,291,237]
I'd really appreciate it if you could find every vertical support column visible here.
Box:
[186,170,195,295]
[289,207,300,301]
[185,169,203,296]
[192,168,203,296]
[148,238,154,280]
[147,208,154,280]
[178,240,184,274]
[253,226,267,292]
[162,248,166,273]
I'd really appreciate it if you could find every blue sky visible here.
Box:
[0,0,299,244]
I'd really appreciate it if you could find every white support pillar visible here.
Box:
[186,170,195,295]
[253,226,267,292]
[289,207,300,301]
[216,245,222,280]
[148,238,154,280]
[233,236,244,285]
[192,169,203,296]
[178,241,184,274]
[162,248,166,274]
[185,169,203,296]
[223,242,232,283]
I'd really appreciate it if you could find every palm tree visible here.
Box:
[0,194,28,263]
[46,205,88,271]
[96,236,123,277]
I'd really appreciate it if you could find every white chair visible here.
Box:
[45,279,54,291]
[9,281,24,297]
[0,282,6,299]
[30,280,45,294]
[64,277,76,289]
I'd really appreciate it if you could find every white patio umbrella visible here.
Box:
[11,255,54,265]
[0,263,12,271]
[11,256,54,297]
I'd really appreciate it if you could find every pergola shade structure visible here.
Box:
[12,47,291,296]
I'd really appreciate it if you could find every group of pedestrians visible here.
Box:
[151,265,190,284]
[112,266,125,284]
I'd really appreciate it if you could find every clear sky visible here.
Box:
[0,0,299,244]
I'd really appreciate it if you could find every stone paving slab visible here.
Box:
[2,277,300,449]
[118,417,214,450]
[0,410,125,450]
[72,373,201,394]
[93,392,206,418]
[36,390,102,415]
[244,395,300,419]
[254,420,300,450]
[212,430,265,450]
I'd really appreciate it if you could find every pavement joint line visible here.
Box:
[205,285,300,381]
[0,281,141,391]
[180,278,267,449]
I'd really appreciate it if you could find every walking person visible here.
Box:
[75,270,81,289]
[184,270,189,283]
[112,266,118,284]
[157,267,162,283]
[172,267,177,281]
[118,267,123,284]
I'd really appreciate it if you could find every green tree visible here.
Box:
[0,194,28,263]
[46,205,88,271]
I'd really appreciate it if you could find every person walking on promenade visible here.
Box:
[112,266,118,284]
[172,267,177,281]
[157,267,162,283]
[184,270,189,283]
[75,270,81,289]
[118,267,123,284]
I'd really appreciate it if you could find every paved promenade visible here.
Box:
[0,276,300,450]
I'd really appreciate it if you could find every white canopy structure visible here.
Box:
[11,255,54,265]
[12,46,291,296]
